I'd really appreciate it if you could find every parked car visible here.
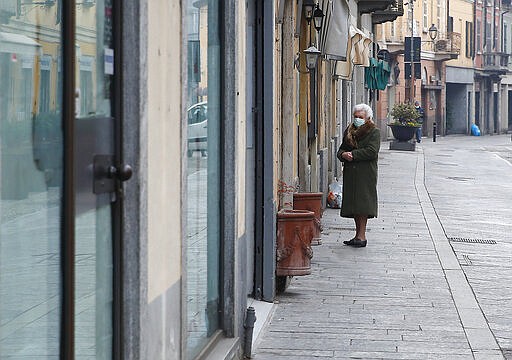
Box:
[187,101,208,157]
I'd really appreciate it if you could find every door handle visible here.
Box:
[94,155,133,194]
[108,164,133,182]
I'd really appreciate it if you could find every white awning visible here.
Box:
[320,0,350,61]
[0,32,42,56]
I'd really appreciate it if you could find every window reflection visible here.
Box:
[185,0,221,358]
[74,0,115,358]
[0,1,63,358]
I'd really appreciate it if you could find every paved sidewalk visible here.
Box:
[253,145,503,360]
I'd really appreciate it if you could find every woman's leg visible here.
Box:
[354,215,368,241]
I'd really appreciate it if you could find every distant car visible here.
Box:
[187,101,207,157]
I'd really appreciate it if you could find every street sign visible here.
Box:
[404,36,421,62]
[404,62,421,79]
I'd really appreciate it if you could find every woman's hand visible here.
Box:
[342,151,353,161]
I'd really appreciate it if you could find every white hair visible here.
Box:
[353,103,373,120]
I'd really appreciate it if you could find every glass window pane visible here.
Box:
[0,1,63,358]
[185,0,221,358]
[75,0,115,358]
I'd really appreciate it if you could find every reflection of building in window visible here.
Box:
[39,55,52,113]
[19,56,34,121]
[79,55,94,116]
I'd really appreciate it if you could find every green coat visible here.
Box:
[336,125,380,218]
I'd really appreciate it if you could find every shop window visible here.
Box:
[184,0,221,358]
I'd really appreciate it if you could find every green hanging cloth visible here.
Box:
[375,60,391,90]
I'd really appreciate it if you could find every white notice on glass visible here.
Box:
[104,48,114,75]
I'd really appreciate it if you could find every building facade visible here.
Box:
[0,0,403,359]
[473,0,508,135]
[445,0,475,134]
[375,0,462,138]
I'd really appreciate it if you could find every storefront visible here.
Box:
[0,0,255,358]
[0,0,126,358]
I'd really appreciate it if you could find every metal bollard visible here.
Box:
[433,122,437,142]
[244,307,257,358]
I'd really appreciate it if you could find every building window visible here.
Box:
[504,24,508,53]
[466,21,474,58]
[486,22,492,52]
[476,20,481,52]
[436,0,441,28]
[422,0,428,30]
[494,23,498,50]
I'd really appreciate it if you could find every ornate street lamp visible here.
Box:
[428,23,438,41]
[304,45,321,70]
[313,4,324,32]
[303,0,315,24]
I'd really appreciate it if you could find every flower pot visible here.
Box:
[293,192,323,245]
[388,124,419,142]
[276,209,315,276]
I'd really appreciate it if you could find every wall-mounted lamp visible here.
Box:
[313,5,324,32]
[428,23,438,41]
[294,46,321,73]
[303,0,315,24]
[304,45,321,70]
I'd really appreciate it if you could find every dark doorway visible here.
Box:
[467,92,472,134]
[493,92,498,133]
[508,91,512,131]
[475,91,480,127]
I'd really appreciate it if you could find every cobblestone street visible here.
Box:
[253,135,512,360]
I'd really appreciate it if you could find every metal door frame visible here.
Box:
[61,1,76,357]
[61,1,125,358]
[254,0,276,302]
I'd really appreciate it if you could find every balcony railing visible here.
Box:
[357,0,395,14]
[483,52,510,70]
[372,0,404,25]
[434,32,461,54]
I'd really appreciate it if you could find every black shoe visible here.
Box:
[352,238,367,248]
[343,238,356,245]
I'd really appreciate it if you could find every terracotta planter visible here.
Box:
[276,210,314,276]
[293,192,323,245]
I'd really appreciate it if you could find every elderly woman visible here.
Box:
[336,103,380,248]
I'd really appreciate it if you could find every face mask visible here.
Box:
[353,117,365,127]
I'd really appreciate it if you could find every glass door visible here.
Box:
[0,2,64,358]
[0,1,125,358]
[74,0,121,358]
[185,0,221,358]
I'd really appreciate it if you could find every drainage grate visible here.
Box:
[448,237,497,244]
[461,254,472,265]
[446,176,475,182]
[503,349,512,360]
[329,226,371,232]
[432,161,458,166]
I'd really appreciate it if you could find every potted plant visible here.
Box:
[387,103,422,142]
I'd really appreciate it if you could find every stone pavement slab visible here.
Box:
[253,141,505,359]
